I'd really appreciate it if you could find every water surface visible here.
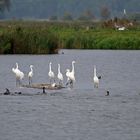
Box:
[0,50,140,140]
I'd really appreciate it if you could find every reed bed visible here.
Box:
[0,21,140,54]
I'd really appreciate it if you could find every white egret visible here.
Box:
[57,64,63,85]
[12,63,24,86]
[48,62,55,84]
[69,60,76,82]
[66,69,73,87]
[93,65,99,88]
[66,69,70,82]
[28,65,34,85]
[118,26,125,31]
[66,61,76,87]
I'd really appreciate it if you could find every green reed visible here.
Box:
[0,21,140,54]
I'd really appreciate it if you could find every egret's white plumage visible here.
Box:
[66,61,76,87]
[12,63,17,74]
[69,61,76,81]
[12,63,24,86]
[71,61,75,75]
[118,26,125,31]
[28,65,33,85]
[57,64,63,85]
[51,82,56,87]
[93,65,99,88]
[48,62,55,84]
[66,69,70,81]
[114,23,126,31]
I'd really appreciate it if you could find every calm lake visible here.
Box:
[0,50,140,140]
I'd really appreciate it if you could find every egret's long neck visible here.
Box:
[94,67,96,77]
[16,63,18,69]
[30,67,33,72]
[49,63,52,72]
[72,62,75,74]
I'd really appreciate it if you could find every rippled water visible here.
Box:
[0,50,140,140]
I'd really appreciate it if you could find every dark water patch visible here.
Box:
[121,100,127,103]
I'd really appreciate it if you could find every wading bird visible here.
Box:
[12,63,24,86]
[66,61,76,88]
[28,65,34,85]
[57,64,63,85]
[93,65,99,88]
[66,68,70,83]
[48,62,55,84]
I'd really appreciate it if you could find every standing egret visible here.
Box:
[66,61,76,87]
[93,65,99,88]
[69,60,76,84]
[48,62,55,84]
[28,65,34,85]
[57,64,63,85]
[12,63,24,86]
[66,69,70,84]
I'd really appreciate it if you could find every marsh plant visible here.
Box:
[0,21,140,54]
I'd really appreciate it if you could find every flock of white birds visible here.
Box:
[12,61,100,88]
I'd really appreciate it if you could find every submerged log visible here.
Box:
[22,83,65,90]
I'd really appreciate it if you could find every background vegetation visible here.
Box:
[0,21,59,54]
[0,20,140,54]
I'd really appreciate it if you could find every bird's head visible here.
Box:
[30,65,33,68]
[15,63,19,69]
[72,61,76,64]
